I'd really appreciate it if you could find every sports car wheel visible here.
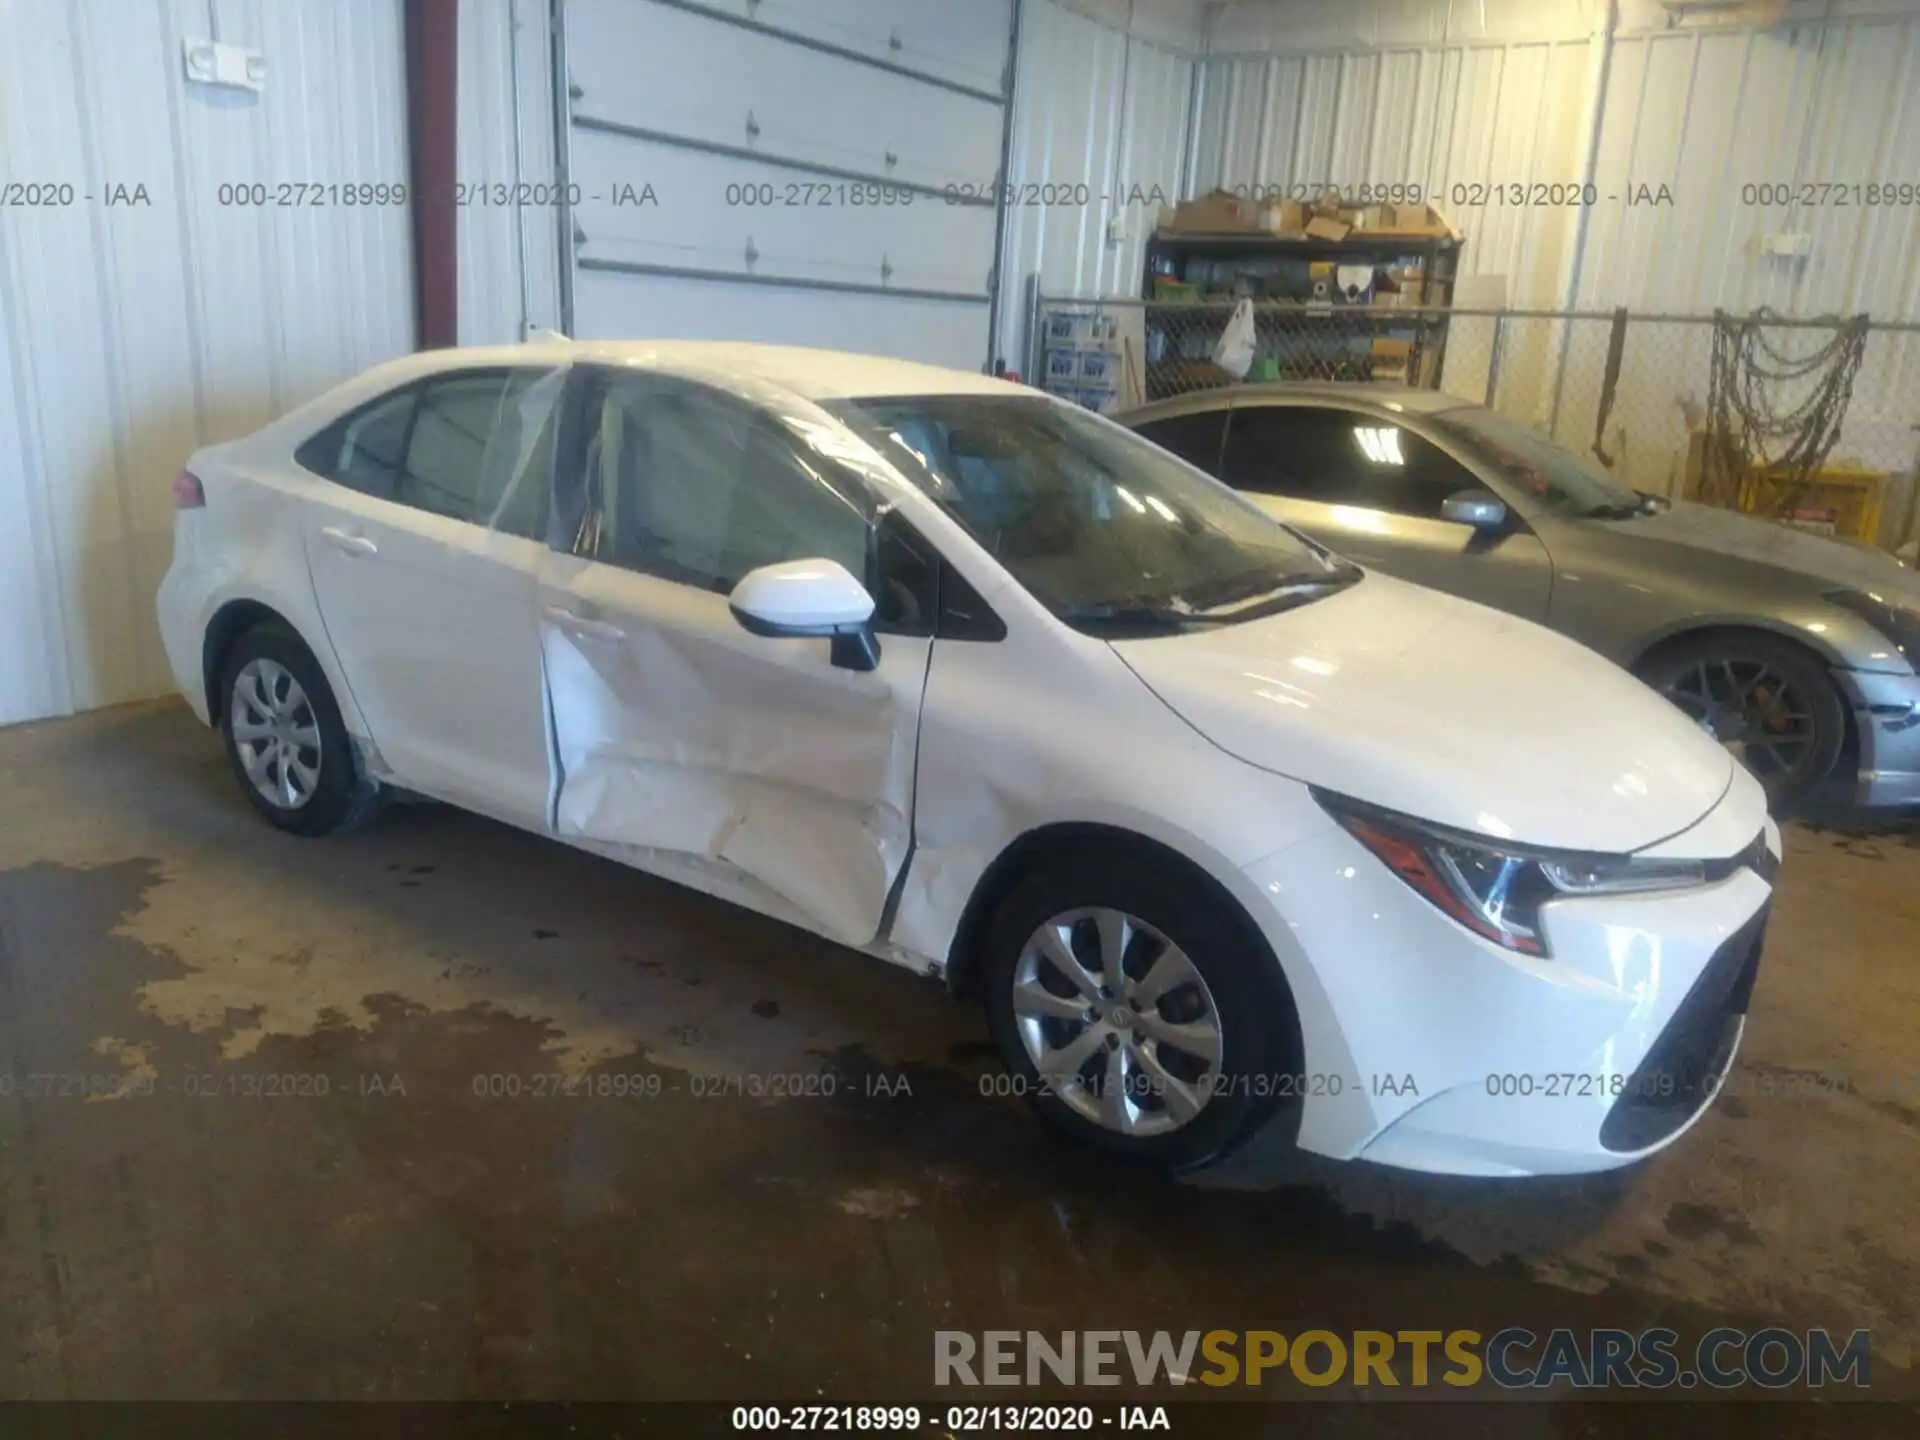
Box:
[1640,633,1845,811]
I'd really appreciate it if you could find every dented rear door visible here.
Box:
[536,369,929,948]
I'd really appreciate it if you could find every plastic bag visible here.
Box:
[1211,297,1257,379]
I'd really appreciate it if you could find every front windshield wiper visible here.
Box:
[1581,501,1646,520]
[1055,602,1216,636]
[1174,566,1362,616]
[1582,491,1668,521]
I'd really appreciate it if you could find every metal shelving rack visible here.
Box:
[1139,230,1464,402]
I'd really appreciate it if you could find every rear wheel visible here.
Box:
[218,623,381,837]
[1638,632,1846,811]
[982,852,1297,1170]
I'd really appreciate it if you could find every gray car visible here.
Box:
[1116,383,1920,816]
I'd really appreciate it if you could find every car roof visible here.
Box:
[1115,382,1474,425]
[361,339,1026,403]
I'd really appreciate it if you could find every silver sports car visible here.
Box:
[1117,383,1920,816]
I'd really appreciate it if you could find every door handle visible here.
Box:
[543,604,625,642]
[319,526,378,558]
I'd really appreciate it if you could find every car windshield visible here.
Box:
[826,393,1358,635]
[1426,406,1644,517]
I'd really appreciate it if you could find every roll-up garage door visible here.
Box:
[557,0,1014,371]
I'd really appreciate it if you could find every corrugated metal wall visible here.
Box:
[1190,1,1920,320]
[1577,17,1920,316]
[996,0,1201,374]
[0,0,414,726]
[456,0,564,347]
[1190,38,1595,311]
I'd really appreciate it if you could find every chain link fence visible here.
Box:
[1030,295,1920,553]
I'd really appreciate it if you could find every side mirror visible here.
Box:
[1441,488,1509,529]
[728,558,881,672]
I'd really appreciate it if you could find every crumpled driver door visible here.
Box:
[536,368,931,949]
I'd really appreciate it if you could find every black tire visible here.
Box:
[982,850,1298,1170]
[1638,631,1846,812]
[217,621,382,837]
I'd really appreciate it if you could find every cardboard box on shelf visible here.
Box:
[1259,198,1309,235]
[1303,213,1352,242]
[1369,337,1413,382]
[1159,189,1313,236]
[1351,201,1458,238]
[1159,188,1261,234]
[1078,349,1120,385]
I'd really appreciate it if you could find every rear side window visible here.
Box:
[295,369,564,538]
[296,388,413,498]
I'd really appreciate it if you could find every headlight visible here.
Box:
[1313,791,1709,958]
[1825,588,1920,666]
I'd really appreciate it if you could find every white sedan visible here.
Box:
[158,341,1777,1176]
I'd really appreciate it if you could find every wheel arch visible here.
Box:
[203,599,299,721]
[201,599,358,741]
[943,821,1305,1068]
[1627,616,1851,675]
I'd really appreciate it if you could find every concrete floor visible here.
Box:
[3,701,1919,1427]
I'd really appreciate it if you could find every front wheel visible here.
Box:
[1638,633,1846,812]
[982,854,1297,1170]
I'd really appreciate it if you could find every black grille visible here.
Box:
[1598,904,1768,1153]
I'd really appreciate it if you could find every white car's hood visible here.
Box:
[1111,573,1738,854]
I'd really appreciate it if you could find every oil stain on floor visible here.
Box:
[2,703,1918,1429]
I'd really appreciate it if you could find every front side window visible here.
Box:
[574,374,871,594]
[1221,407,1472,519]
[827,393,1356,636]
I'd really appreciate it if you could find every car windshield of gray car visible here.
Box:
[1429,407,1645,519]
[828,393,1360,637]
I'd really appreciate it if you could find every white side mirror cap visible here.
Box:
[728,558,875,633]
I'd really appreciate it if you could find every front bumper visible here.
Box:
[1835,667,1920,810]
[1241,818,1777,1177]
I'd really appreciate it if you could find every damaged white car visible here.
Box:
[159,340,1778,1176]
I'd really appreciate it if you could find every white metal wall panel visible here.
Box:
[1575,18,1920,317]
[571,133,998,294]
[457,0,565,345]
[573,269,989,368]
[746,0,1010,94]
[560,0,1010,365]
[570,0,1005,188]
[0,0,412,726]
[996,0,1198,372]
[1193,3,1920,323]
[1191,40,1590,310]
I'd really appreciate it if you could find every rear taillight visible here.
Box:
[171,470,205,508]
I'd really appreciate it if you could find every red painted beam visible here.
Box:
[405,0,459,349]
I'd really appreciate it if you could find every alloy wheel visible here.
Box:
[1011,907,1224,1138]
[230,657,323,811]
[1662,658,1818,786]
